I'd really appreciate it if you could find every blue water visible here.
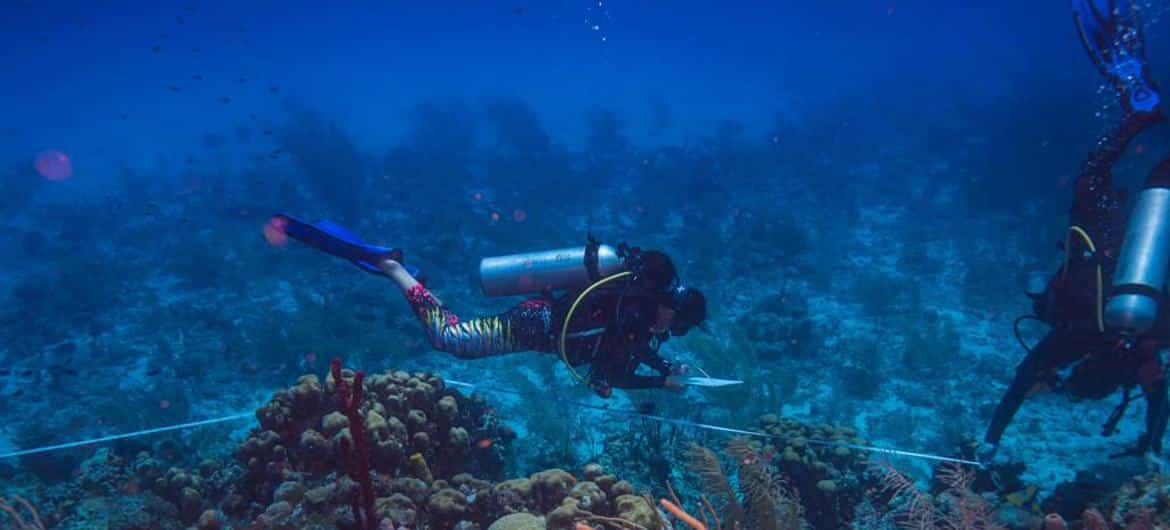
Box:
[3,1,1170,528]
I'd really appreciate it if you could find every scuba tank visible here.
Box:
[479,243,625,297]
[1105,186,1170,335]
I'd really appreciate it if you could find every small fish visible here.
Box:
[262,128,273,136]
[268,85,280,94]
[191,47,201,54]
[191,74,203,81]
[219,96,232,103]
[159,32,169,39]
[636,401,656,414]
[152,45,161,53]
[239,25,248,33]
[19,370,32,377]
[176,15,184,24]
[268,148,282,159]
[238,77,248,84]
[0,369,10,376]
[476,438,493,449]
[120,113,129,121]
[168,85,181,92]
[146,367,161,376]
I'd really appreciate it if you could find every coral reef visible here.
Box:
[1093,472,1170,528]
[868,461,1006,529]
[4,366,678,530]
[755,414,875,528]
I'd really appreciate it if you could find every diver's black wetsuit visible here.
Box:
[986,111,1170,454]
[554,283,677,393]
[404,280,675,395]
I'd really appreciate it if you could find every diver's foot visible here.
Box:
[379,257,405,275]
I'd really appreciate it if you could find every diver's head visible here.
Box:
[630,250,678,292]
[666,285,706,336]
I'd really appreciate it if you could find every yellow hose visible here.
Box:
[1062,225,1104,333]
[559,271,633,384]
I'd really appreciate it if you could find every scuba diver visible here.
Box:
[266,213,709,397]
[982,0,1170,464]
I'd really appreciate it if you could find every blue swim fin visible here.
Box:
[1072,0,1161,114]
[272,214,423,280]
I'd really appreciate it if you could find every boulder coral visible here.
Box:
[34,365,668,530]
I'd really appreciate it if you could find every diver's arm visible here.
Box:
[609,354,686,390]
[636,347,674,376]
[607,371,668,390]
[985,331,1072,446]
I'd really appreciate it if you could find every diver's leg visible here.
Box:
[1138,351,1169,452]
[380,259,430,301]
[382,259,553,359]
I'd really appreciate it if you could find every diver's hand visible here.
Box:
[1144,451,1168,473]
[589,379,613,398]
[976,442,1000,466]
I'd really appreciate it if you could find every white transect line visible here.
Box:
[0,413,255,460]
[445,379,985,469]
[0,381,984,469]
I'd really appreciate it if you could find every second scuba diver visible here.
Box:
[267,213,709,398]
[981,0,1170,464]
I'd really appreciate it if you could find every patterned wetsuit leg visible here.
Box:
[404,284,554,358]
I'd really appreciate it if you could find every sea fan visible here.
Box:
[684,443,746,528]
[871,460,1005,530]
[724,437,804,530]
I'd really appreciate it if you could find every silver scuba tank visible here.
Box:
[1105,187,1170,335]
[479,244,625,297]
